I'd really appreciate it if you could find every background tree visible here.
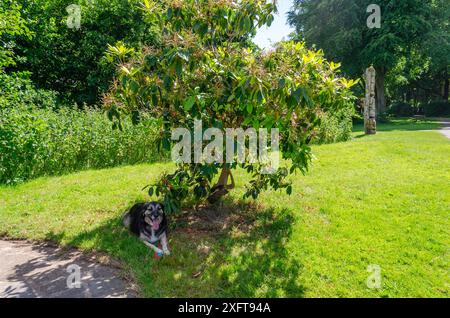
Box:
[383,0,449,109]
[105,0,357,212]
[416,0,450,102]
[288,0,436,114]
[0,0,31,70]
[0,0,56,110]
[10,0,159,106]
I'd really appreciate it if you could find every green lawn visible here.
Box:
[353,117,443,133]
[1,121,449,297]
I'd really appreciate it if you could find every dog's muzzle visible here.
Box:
[151,218,161,230]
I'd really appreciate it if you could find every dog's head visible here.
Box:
[143,202,165,231]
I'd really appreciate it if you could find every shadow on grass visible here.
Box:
[46,200,304,297]
[176,200,304,297]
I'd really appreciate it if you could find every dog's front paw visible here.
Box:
[163,249,171,256]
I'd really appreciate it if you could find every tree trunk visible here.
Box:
[375,67,387,115]
[444,77,449,101]
[216,167,231,188]
[207,166,234,204]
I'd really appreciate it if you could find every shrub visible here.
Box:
[0,72,58,109]
[424,101,450,117]
[106,0,357,212]
[387,102,415,117]
[0,105,164,184]
[313,110,353,144]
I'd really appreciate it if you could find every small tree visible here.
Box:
[105,0,356,213]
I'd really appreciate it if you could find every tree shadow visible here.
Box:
[188,200,305,297]
[36,199,305,297]
[0,240,135,298]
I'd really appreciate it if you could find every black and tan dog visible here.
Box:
[123,202,170,256]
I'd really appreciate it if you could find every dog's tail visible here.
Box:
[122,211,131,229]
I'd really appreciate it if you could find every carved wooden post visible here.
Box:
[364,66,377,135]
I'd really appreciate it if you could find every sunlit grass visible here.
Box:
[353,117,442,133]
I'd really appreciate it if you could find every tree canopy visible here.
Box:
[0,0,32,69]
[9,0,159,105]
[287,0,446,113]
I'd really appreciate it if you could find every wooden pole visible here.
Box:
[364,66,377,135]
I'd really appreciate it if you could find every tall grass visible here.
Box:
[313,110,353,144]
[0,105,164,184]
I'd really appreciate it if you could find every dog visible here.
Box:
[123,202,170,256]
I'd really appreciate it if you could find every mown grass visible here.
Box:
[0,120,449,297]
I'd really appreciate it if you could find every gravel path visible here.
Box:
[0,240,136,298]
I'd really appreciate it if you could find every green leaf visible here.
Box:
[256,90,264,104]
[267,14,274,27]
[227,94,235,102]
[292,87,303,103]
[242,16,251,31]
[175,58,183,77]
[145,55,157,68]
[151,94,158,106]
[131,110,140,125]
[194,22,208,37]
[286,95,297,108]
[286,185,292,195]
[242,117,252,125]
[107,109,113,121]
[129,80,139,94]
[183,96,195,111]
[193,22,202,32]
[162,137,171,151]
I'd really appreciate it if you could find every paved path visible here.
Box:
[0,240,136,298]
[439,119,450,139]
